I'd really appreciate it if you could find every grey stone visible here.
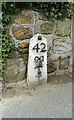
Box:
[55,19,71,36]
[34,21,41,34]
[9,49,21,58]
[55,69,68,75]
[47,59,57,73]
[15,10,35,24]
[50,37,72,60]
[59,57,70,70]
[43,34,53,53]
[40,22,54,34]
[5,58,26,83]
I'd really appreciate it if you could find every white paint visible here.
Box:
[27,34,47,86]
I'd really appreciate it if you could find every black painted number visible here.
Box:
[32,43,46,52]
[32,43,40,52]
[40,43,46,52]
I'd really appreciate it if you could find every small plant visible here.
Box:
[32,2,73,20]
[0,27,11,81]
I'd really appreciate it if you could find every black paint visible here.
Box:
[32,43,46,53]
[36,68,42,78]
[38,36,42,40]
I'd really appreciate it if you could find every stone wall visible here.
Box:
[5,9,72,83]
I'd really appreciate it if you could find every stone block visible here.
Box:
[9,48,21,58]
[52,37,72,58]
[59,57,70,70]
[47,60,56,73]
[56,70,64,75]
[43,34,53,53]
[40,22,53,34]
[68,66,72,73]
[17,47,29,54]
[12,26,33,40]
[34,21,41,34]
[5,58,26,83]
[54,60,60,70]
[16,11,34,24]
[17,41,29,49]
[55,19,71,36]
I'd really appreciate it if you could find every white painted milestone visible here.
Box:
[27,34,47,86]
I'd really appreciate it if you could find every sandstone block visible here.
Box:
[55,19,71,36]
[16,11,34,24]
[40,22,53,34]
[47,60,56,73]
[12,26,33,40]
[59,57,70,69]
[17,42,29,49]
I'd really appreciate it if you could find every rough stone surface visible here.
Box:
[43,34,53,53]
[16,11,34,24]
[9,49,21,58]
[34,21,41,34]
[52,37,72,55]
[5,58,26,83]
[16,47,29,54]
[47,59,56,73]
[12,26,33,40]
[59,57,70,69]
[54,60,60,70]
[40,22,53,34]
[55,69,68,75]
[17,41,29,49]
[55,19,71,36]
[51,37,72,60]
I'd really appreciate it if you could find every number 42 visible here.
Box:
[32,43,46,52]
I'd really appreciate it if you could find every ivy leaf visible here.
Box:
[0,12,2,20]
[45,12,49,16]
